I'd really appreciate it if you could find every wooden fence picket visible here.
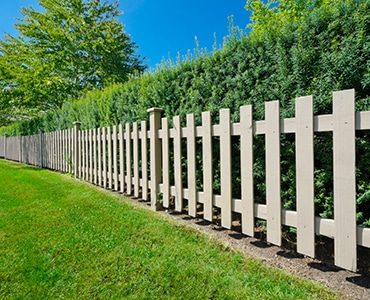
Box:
[108,126,113,189]
[89,129,93,182]
[53,132,56,170]
[141,121,148,201]
[85,130,89,180]
[78,129,82,177]
[59,130,62,171]
[125,123,132,195]
[133,122,139,197]
[93,128,97,184]
[86,130,89,179]
[98,127,102,185]
[202,111,213,222]
[53,131,56,170]
[69,129,72,173]
[173,115,183,212]
[240,105,254,236]
[55,131,58,170]
[113,125,119,191]
[333,89,357,272]
[73,122,80,177]
[83,130,87,179]
[51,132,53,169]
[161,117,170,208]
[63,130,67,172]
[102,127,107,188]
[119,124,125,193]
[187,113,197,217]
[295,96,315,258]
[219,109,232,229]
[265,101,281,246]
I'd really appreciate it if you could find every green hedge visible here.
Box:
[1,1,370,226]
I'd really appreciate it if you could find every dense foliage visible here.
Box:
[1,0,369,225]
[0,0,144,125]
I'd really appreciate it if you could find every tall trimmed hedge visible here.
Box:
[1,1,370,226]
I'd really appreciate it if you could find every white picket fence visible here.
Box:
[1,89,369,272]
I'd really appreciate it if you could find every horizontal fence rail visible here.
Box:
[1,89,369,272]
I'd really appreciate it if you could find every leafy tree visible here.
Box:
[245,0,369,41]
[0,0,145,125]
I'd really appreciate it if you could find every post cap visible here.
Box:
[73,121,81,126]
[147,107,163,114]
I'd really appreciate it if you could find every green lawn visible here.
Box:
[0,159,336,299]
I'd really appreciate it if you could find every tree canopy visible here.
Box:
[0,0,145,125]
[245,0,365,40]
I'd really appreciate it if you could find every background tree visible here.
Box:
[0,0,145,125]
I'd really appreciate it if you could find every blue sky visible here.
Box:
[0,0,250,68]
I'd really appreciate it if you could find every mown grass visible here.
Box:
[0,159,336,299]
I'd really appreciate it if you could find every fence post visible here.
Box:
[73,121,81,177]
[148,107,163,210]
